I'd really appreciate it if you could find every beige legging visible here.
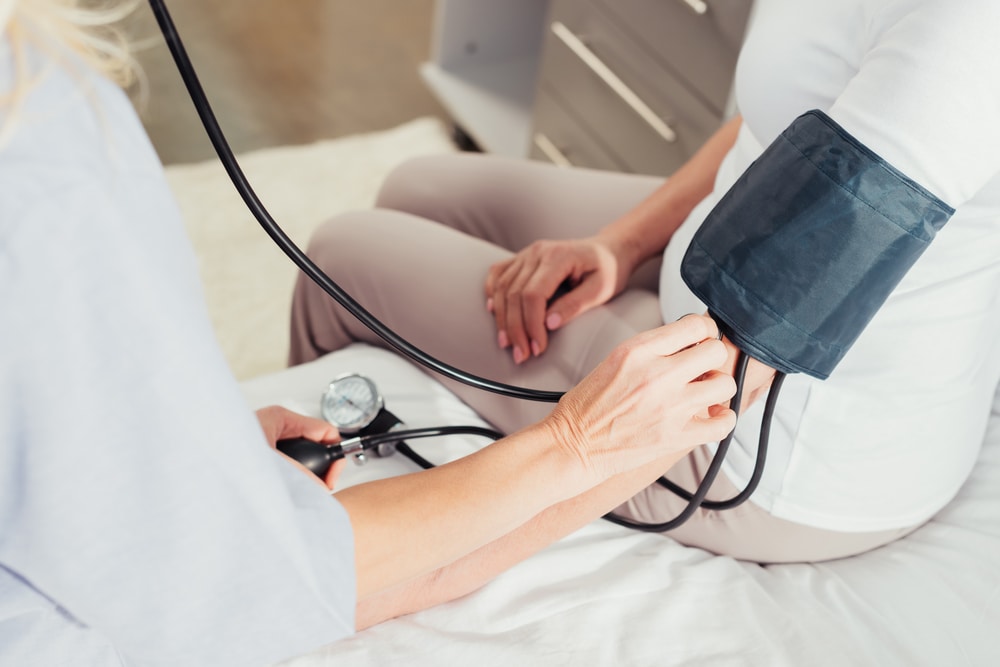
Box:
[289,153,915,562]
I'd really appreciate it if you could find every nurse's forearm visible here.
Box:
[599,115,742,272]
[340,315,735,614]
[335,420,590,600]
[354,451,685,629]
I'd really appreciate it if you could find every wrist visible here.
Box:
[594,228,645,277]
[515,418,596,502]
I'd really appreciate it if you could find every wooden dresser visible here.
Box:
[422,0,753,176]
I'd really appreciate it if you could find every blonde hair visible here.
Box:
[1,0,141,143]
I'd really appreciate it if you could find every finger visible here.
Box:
[545,274,606,332]
[627,314,720,359]
[707,402,731,418]
[259,405,322,446]
[267,404,340,444]
[484,258,512,303]
[492,260,519,349]
[502,255,543,364]
[682,408,738,444]
[630,338,726,383]
[296,416,341,445]
[255,405,283,445]
[520,265,573,356]
[504,287,531,365]
[324,458,347,490]
[649,337,729,384]
[682,370,738,412]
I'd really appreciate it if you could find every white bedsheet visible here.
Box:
[241,344,1000,666]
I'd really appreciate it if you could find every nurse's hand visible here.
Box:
[484,235,633,365]
[543,314,737,481]
[340,315,734,601]
[256,405,346,490]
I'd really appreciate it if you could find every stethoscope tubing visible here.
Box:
[147,0,784,530]
[146,0,562,404]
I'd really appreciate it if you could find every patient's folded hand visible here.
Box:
[484,235,630,364]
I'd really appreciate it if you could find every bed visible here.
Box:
[240,343,1000,666]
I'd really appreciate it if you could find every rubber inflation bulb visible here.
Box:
[276,437,333,478]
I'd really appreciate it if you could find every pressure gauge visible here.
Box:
[321,373,384,433]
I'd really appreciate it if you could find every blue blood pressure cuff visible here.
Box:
[681,110,954,379]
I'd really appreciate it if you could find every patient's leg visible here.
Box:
[288,210,662,431]
[375,153,665,292]
[290,156,663,429]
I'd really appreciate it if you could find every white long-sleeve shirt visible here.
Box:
[0,44,356,665]
[661,0,1000,532]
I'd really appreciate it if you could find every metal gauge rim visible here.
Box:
[320,373,384,433]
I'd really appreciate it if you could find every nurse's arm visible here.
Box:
[334,316,736,603]
[354,450,691,630]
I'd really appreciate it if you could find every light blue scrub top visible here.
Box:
[0,44,356,665]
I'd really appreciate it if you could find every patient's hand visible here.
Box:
[719,338,777,414]
[484,235,631,364]
[256,405,345,490]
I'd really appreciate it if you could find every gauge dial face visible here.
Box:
[321,374,383,432]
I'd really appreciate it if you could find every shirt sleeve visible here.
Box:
[0,129,356,665]
[828,0,1000,206]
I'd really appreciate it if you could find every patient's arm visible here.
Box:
[598,114,743,270]
[354,452,686,629]
[486,116,742,361]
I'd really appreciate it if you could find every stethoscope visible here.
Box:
[146,0,786,532]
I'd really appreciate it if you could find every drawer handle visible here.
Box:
[679,0,709,15]
[533,132,573,167]
[550,21,676,143]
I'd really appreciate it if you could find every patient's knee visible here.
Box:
[376,153,507,221]
[307,211,381,268]
[376,154,452,212]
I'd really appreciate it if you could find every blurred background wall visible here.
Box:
[126,0,448,165]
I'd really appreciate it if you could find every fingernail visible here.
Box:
[545,313,561,330]
[531,340,541,357]
[498,330,509,349]
[513,347,525,364]
[486,297,494,313]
